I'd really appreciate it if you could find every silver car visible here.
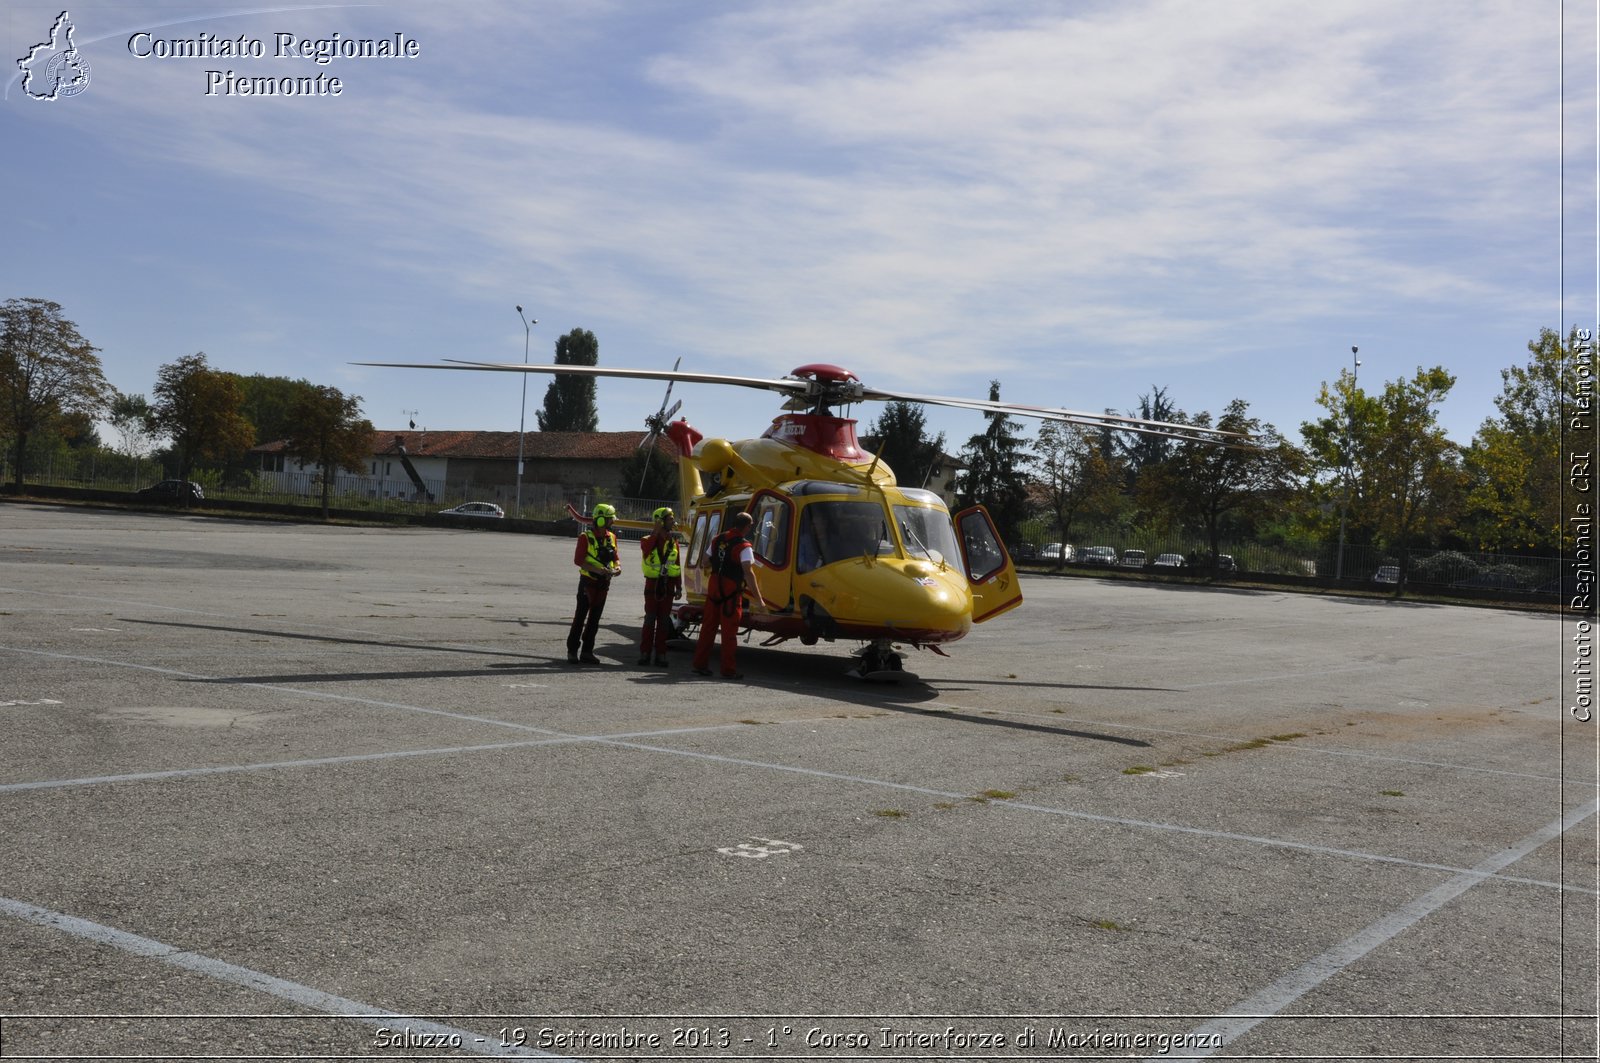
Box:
[439,502,506,519]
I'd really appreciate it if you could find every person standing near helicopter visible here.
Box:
[692,511,771,680]
[638,506,682,667]
[568,502,623,665]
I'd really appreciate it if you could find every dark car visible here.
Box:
[135,479,204,503]
[1372,565,1400,585]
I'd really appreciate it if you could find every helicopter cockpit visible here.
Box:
[783,482,962,574]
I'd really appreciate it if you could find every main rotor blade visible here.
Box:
[355,358,1252,446]
[859,385,1251,441]
[355,359,810,398]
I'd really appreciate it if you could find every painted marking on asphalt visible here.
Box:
[0,896,567,1059]
[1147,799,1600,1061]
[599,736,1594,897]
[0,698,63,708]
[1,644,1587,897]
[718,838,803,859]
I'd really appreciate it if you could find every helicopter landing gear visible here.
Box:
[846,639,916,683]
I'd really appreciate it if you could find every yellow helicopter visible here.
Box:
[359,358,1243,679]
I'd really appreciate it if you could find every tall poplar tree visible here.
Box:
[536,328,600,432]
[954,381,1033,545]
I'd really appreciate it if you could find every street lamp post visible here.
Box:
[1334,345,1360,580]
[515,306,537,518]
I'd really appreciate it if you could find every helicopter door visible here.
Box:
[954,505,1023,623]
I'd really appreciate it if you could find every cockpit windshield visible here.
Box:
[796,500,896,573]
[894,503,960,567]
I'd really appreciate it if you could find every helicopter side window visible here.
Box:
[688,510,722,569]
[750,494,792,568]
[797,500,896,573]
[957,509,1006,582]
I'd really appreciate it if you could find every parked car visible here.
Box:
[1082,546,1118,567]
[1215,554,1238,573]
[1371,565,1400,585]
[439,502,506,519]
[1118,549,1148,569]
[1150,553,1187,570]
[1012,542,1038,560]
[135,479,204,503]
[1040,542,1074,562]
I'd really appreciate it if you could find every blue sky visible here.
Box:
[3,1,1595,458]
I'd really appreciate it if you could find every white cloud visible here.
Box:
[4,0,1579,444]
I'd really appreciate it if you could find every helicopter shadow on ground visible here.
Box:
[124,617,575,686]
[603,625,1154,748]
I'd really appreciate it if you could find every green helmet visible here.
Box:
[592,503,617,527]
[653,506,675,523]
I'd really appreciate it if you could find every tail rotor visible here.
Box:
[637,357,683,494]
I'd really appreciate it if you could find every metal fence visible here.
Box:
[0,458,671,524]
[1018,534,1561,595]
[3,455,1561,596]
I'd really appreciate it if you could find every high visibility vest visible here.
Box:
[642,536,681,579]
[583,529,618,573]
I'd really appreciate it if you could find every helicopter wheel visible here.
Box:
[847,640,916,683]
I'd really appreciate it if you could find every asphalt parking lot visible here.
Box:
[0,502,1595,1061]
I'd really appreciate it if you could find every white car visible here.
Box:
[1150,553,1187,570]
[439,502,506,519]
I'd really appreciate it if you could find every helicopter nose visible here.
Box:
[817,558,971,641]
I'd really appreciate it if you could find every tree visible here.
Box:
[619,438,679,501]
[1464,327,1591,551]
[536,328,599,432]
[1302,366,1462,585]
[233,372,315,445]
[953,380,1034,545]
[1115,385,1184,488]
[107,391,155,459]
[282,383,374,518]
[148,353,255,483]
[1033,420,1120,554]
[865,401,946,490]
[0,298,110,491]
[1155,400,1304,570]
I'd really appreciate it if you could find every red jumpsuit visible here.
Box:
[692,529,753,678]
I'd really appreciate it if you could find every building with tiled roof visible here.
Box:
[251,429,670,513]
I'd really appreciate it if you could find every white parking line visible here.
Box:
[1148,799,1599,1061]
[0,896,569,1060]
[1,643,1589,897]
[0,723,741,794]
